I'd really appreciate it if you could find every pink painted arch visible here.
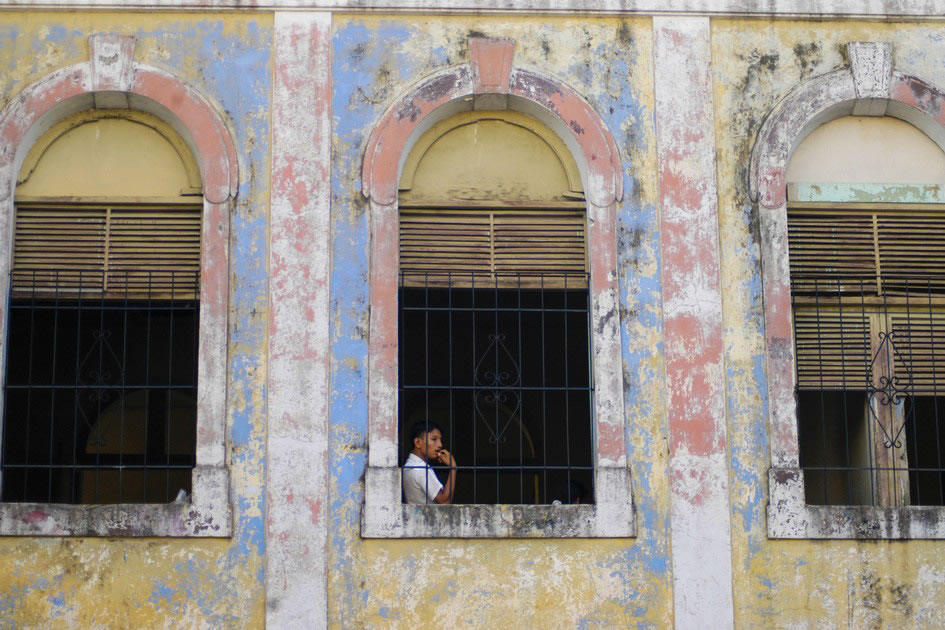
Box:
[361,64,623,208]
[750,58,945,538]
[751,69,945,211]
[0,60,239,204]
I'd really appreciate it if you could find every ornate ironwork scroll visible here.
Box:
[473,332,521,445]
[867,330,913,449]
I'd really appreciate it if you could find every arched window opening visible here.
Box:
[787,116,945,507]
[398,111,593,505]
[2,110,202,504]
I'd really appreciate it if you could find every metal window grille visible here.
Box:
[790,205,945,506]
[0,270,199,504]
[1,201,201,504]
[399,271,594,505]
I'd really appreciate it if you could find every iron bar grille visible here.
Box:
[399,271,594,505]
[0,270,199,504]
[790,205,945,507]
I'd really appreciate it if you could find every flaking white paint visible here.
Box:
[266,11,332,628]
[654,15,735,628]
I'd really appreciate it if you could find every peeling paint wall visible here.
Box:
[329,15,670,627]
[0,13,271,626]
[713,20,945,628]
[3,8,945,629]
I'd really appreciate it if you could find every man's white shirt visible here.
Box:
[403,452,442,504]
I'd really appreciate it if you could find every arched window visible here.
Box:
[786,116,945,508]
[0,35,235,537]
[398,111,592,504]
[2,111,202,504]
[361,47,631,538]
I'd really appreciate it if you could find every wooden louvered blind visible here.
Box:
[793,309,871,390]
[789,205,945,392]
[788,207,945,295]
[12,202,201,298]
[890,312,945,394]
[399,207,587,288]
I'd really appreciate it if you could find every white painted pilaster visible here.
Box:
[653,16,735,629]
[266,11,332,628]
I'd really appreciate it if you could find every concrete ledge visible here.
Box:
[767,467,945,540]
[362,465,634,538]
[0,465,231,537]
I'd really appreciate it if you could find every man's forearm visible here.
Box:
[434,461,457,504]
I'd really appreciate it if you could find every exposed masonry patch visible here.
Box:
[752,41,945,540]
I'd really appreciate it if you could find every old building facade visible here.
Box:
[3,2,945,627]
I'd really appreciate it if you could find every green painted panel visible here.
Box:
[789,183,945,204]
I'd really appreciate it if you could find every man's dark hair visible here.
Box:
[409,420,443,443]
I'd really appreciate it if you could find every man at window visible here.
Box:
[403,421,457,504]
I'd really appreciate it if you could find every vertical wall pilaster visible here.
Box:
[267,11,332,628]
[653,16,735,629]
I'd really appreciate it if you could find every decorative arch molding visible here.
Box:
[361,38,633,539]
[751,41,945,539]
[0,33,235,537]
[751,42,945,210]
[0,34,238,205]
[398,109,584,196]
[362,40,622,209]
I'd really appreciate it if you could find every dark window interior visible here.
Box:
[798,390,872,505]
[799,391,945,506]
[1,298,198,503]
[904,396,945,505]
[399,283,594,504]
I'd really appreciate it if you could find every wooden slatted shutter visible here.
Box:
[876,211,945,294]
[793,309,871,390]
[789,205,945,391]
[890,312,945,395]
[787,210,878,294]
[399,207,587,288]
[12,202,201,299]
[788,207,945,296]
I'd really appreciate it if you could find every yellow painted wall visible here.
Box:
[0,12,272,627]
[787,116,945,184]
[400,111,581,203]
[17,112,200,199]
[713,20,945,628]
[329,14,671,628]
[5,9,945,628]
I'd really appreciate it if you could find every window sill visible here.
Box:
[0,465,230,537]
[362,465,635,538]
[768,467,945,539]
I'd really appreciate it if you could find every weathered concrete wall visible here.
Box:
[5,10,945,628]
[0,13,271,626]
[329,15,671,627]
[713,20,945,628]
